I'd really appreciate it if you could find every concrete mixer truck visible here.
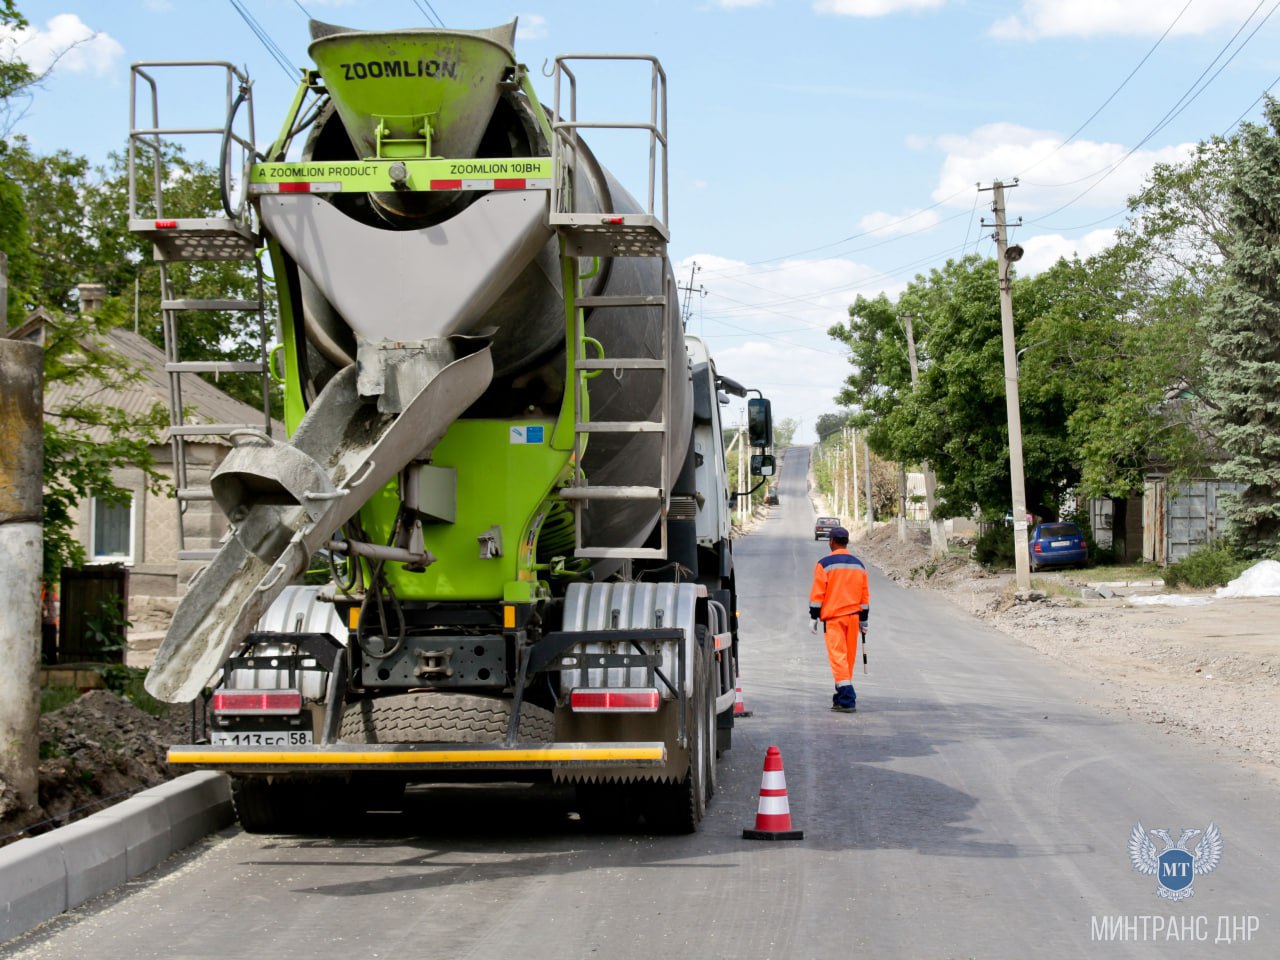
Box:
[127,19,774,834]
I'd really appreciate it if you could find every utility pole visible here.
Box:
[901,313,947,558]
[863,435,874,530]
[981,179,1031,592]
[677,261,706,332]
[849,427,860,526]
[897,463,908,543]
[0,250,44,813]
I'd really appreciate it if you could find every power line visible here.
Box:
[1026,0,1279,223]
[714,185,974,270]
[227,0,297,80]
[1223,78,1280,134]
[1015,0,1195,181]
[410,0,446,28]
[700,208,972,284]
[290,0,312,20]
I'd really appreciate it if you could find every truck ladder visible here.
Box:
[548,55,673,561]
[127,61,273,563]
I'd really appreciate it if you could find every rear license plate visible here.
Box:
[209,730,313,747]
[1051,540,1070,547]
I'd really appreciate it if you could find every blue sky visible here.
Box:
[5,0,1280,441]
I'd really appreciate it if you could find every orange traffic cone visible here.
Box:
[743,745,803,840]
[733,678,752,718]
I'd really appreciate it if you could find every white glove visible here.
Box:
[810,620,820,634]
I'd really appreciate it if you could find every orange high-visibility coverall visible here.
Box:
[808,547,870,687]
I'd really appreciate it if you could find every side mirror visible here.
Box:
[751,454,775,477]
[747,397,773,448]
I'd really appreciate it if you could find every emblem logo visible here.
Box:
[1129,822,1222,900]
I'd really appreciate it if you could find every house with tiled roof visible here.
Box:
[6,286,280,600]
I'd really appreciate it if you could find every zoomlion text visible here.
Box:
[341,59,458,80]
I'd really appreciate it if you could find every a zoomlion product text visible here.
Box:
[260,165,376,178]
[1090,915,1260,943]
[340,59,458,80]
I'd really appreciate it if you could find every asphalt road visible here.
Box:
[6,447,1277,959]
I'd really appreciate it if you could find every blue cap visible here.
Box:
[829,526,849,541]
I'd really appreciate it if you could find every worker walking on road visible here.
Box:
[808,526,869,712]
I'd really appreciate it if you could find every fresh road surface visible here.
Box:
[5,447,1276,959]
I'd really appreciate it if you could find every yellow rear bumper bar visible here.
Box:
[168,741,667,773]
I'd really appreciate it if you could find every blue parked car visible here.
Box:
[1028,522,1088,572]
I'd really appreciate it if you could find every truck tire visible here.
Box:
[339,692,555,744]
[231,775,294,834]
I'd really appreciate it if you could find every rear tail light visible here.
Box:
[570,689,661,713]
[212,690,303,715]
[1033,543,1042,553]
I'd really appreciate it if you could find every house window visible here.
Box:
[91,495,134,563]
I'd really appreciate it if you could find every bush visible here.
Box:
[1163,542,1249,589]
[973,525,1016,570]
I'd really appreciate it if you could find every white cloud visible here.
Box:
[815,0,948,16]
[929,122,1195,213]
[1016,228,1119,275]
[681,253,898,442]
[858,208,942,236]
[0,14,123,77]
[516,14,549,40]
[991,0,1269,39]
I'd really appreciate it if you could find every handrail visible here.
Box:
[548,54,668,231]
[127,61,257,229]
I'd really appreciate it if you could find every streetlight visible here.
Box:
[1016,338,1049,374]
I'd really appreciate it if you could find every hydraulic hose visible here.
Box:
[220,87,249,220]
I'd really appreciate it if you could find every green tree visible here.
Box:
[4,137,274,411]
[1203,97,1280,558]
[830,255,1078,520]
[772,416,798,448]
[813,411,850,443]
[0,1,34,135]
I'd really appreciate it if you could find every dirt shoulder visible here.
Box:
[846,521,1280,781]
[0,690,190,846]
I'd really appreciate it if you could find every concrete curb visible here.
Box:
[0,771,233,945]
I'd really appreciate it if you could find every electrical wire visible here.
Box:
[411,0,446,28]
[699,2,1190,287]
[698,238,978,355]
[227,0,297,81]
[700,186,975,276]
[960,187,982,257]
[1027,0,1279,224]
[1015,0,1195,181]
[1223,76,1280,134]
[700,207,973,285]
[290,0,312,20]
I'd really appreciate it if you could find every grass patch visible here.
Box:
[1089,560,1163,582]
[1028,578,1084,603]
[40,685,82,714]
